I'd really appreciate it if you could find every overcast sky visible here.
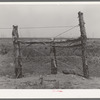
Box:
[0,3,100,38]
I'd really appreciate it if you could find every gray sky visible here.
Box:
[0,3,100,38]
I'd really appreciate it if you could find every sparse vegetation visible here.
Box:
[0,44,10,55]
[0,38,99,77]
[0,38,99,88]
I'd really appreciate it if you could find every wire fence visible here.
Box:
[15,23,82,75]
[0,25,78,29]
[0,21,83,77]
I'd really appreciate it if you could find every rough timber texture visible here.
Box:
[78,11,89,78]
[50,40,57,74]
[12,25,22,78]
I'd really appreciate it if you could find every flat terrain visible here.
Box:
[0,73,100,89]
[0,38,100,89]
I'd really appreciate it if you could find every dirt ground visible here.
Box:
[0,73,100,89]
[0,38,100,89]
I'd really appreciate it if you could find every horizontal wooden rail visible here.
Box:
[66,37,81,43]
[18,40,67,44]
[53,44,82,48]
[18,37,81,45]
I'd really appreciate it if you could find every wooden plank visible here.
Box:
[54,44,82,48]
[66,37,81,42]
[18,40,67,44]
[18,37,81,45]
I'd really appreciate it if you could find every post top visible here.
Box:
[13,25,18,28]
[78,11,83,15]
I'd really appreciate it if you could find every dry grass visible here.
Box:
[0,38,99,78]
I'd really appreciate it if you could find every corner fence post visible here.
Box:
[78,11,89,78]
[50,40,57,74]
[12,25,22,78]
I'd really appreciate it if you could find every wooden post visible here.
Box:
[78,11,89,78]
[12,25,22,78]
[50,40,57,74]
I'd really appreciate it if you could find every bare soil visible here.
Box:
[0,73,100,89]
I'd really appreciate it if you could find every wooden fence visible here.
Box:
[12,11,89,78]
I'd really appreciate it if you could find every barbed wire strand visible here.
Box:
[53,25,79,39]
[19,26,77,29]
[57,59,82,71]
[0,28,12,29]
[0,25,78,30]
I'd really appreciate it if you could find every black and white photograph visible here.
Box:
[0,2,99,90]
